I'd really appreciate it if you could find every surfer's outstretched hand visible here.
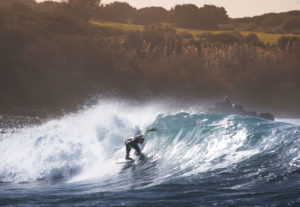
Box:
[146,128,156,133]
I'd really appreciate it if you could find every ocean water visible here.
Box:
[1,102,300,206]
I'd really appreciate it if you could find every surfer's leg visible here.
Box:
[132,144,141,155]
[125,144,132,159]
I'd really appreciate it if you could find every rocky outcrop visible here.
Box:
[208,98,275,121]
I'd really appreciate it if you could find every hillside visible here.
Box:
[90,21,300,45]
[229,11,300,34]
[0,0,300,117]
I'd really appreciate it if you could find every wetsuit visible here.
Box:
[125,137,141,159]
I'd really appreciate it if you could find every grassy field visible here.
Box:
[90,20,300,45]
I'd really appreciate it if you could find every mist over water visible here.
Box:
[1,100,300,206]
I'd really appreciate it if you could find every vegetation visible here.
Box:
[90,21,300,45]
[231,11,300,34]
[170,4,229,30]
[0,0,300,116]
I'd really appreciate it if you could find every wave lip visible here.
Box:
[143,113,300,185]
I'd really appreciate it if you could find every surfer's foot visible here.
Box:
[125,157,133,160]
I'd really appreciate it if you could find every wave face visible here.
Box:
[1,102,300,206]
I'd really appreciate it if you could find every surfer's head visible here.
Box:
[137,135,145,144]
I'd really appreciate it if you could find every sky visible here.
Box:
[101,0,300,18]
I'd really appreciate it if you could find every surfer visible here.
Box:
[125,135,145,160]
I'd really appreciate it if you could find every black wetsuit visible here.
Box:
[125,137,141,158]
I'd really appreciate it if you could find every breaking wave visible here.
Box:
[1,101,300,206]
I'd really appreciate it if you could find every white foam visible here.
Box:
[278,118,300,126]
[0,101,163,183]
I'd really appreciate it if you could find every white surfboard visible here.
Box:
[115,159,135,164]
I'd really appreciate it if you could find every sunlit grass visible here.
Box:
[90,20,300,45]
[90,20,144,31]
[241,31,300,45]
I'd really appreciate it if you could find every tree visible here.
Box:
[68,0,101,10]
[171,4,229,29]
[134,7,168,25]
[67,0,101,18]
[171,4,200,29]
[100,2,136,23]
[198,5,229,29]
[278,36,299,50]
[281,17,300,32]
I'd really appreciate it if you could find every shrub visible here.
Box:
[245,33,264,47]
[178,31,193,39]
[207,32,244,45]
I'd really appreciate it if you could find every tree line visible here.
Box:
[3,0,299,33]
[72,0,299,33]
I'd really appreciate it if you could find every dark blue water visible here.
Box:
[1,104,300,206]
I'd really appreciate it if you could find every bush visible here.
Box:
[245,33,264,47]
[278,36,299,50]
[207,32,244,45]
[178,31,193,39]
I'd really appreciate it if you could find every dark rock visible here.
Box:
[208,97,275,121]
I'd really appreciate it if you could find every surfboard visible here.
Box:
[115,159,135,164]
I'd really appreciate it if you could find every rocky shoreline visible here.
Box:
[208,96,275,121]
